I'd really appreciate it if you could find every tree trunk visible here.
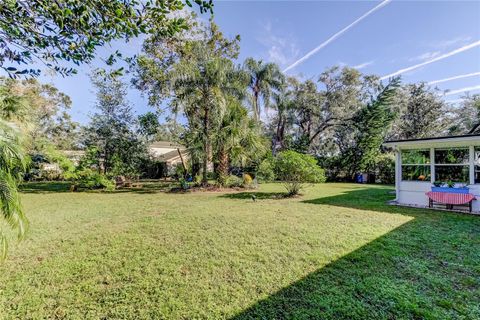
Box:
[202,105,209,186]
[272,111,283,155]
[177,148,187,178]
[217,147,229,185]
[192,162,200,178]
[103,139,109,175]
[253,83,260,121]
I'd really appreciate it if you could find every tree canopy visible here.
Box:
[0,0,213,77]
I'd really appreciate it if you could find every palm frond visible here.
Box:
[0,119,28,260]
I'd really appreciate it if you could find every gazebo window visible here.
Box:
[401,149,430,181]
[434,148,469,182]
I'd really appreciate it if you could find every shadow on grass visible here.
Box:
[231,187,480,319]
[19,181,71,193]
[302,186,400,213]
[20,181,173,194]
[219,191,287,200]
[111,181,172,194]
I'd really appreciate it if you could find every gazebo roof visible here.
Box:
[384,134,480,149]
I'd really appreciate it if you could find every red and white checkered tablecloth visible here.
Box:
[425,192,476,205]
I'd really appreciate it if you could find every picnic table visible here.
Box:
[425,191,476,212]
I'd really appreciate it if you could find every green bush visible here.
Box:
[224,175,243,188]
[375,153,395,184]
[74,169,115,191]
[44,146,76,174]
[27,145,77,181]
[275,150,326,196]
[257,157,276,182]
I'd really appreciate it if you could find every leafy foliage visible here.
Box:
[375,153,395,184]
[389,82,451,140]
[83,71,147,177]
[224,174,243,188]
[0,120,28,260]
[274,150,326,196]
[256,156,276,182]
[214,98,266,185]
[73,168,115,191]
[449,94,480,134]
[135,21,245,185]
[138,112,160,141]
[342,77,400,176]
[243,58,284,121]
[0,77,79,152]
[0,0,213,77]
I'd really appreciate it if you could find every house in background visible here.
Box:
[52,142,189,178]
[384,134,480,213]
[149,141,188,174]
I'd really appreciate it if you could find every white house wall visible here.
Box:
[397,182,480,212]
[397,181,431,207]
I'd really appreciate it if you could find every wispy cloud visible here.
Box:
[409,51,441,62]
[283,0,391,73]
[430,36,472,49]
[407,36,473,63]
[352,61,374,70]
[445,85,480,96]
[380,40,480,80]
[428,72,480,85]
[257,22,299,68]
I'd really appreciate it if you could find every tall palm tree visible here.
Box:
[243,58,284,121]
[214,98,266,185]
[0,119,28,260]
[271,83,295,155]
[170,44,246,185]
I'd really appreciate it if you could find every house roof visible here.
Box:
[384,134,480,149]
[149,141,185,149]
[158,149,186,162]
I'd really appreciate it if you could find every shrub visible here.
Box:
[27,146,76,181]
[375,153,395,184]
[257,158,276,182]
[243,173,253,185]
[74,169,115,191]
[179,177,189,191]
[243,173,254,188]
[110,154,140,180]
[275,150,326,196]
[42,169,62,181]
[171,163,185,179]
[224,175,243,188]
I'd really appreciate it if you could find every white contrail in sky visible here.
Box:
[445,85,480,96]
[381,40,480,80]
[353,61,374,70]
[283,0,391,73]
[427,72,480,85]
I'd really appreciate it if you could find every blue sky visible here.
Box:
[36,0,480,123]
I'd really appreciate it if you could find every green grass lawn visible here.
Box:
[1,182,479,319]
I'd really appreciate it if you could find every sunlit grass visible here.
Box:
[0,182,478,319]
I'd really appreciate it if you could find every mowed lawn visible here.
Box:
[1,183,479,319]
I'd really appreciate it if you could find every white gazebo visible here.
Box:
[384,134,480,213]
